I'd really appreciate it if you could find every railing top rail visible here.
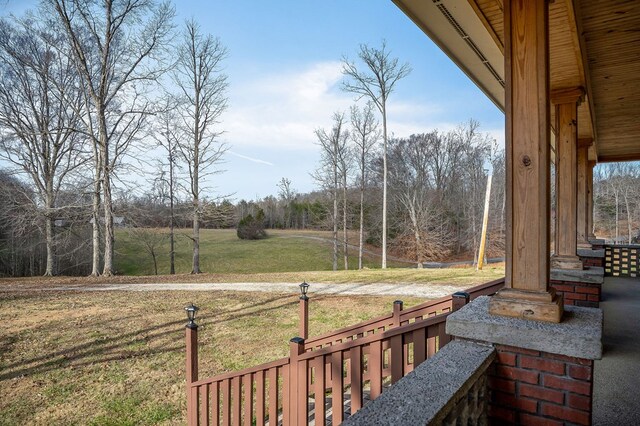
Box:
[304,312,395,346]
[190,356,289,387]
[297,313,450,362]
[399,294,452,315]
[466,278,505,298]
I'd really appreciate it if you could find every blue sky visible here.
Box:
[1,1,504,201]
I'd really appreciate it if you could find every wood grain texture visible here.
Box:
[587,160,595,238]
[577,142,590,247]
[553,101,580,261]
[506,0,551,291]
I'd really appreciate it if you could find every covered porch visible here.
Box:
[346,0,639,424]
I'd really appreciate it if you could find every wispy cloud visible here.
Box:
[223,60,455,153]
[228,150,274,166]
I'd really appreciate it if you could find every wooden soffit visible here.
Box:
[393,0,640,163]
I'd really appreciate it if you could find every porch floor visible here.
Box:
[594,276,640,425]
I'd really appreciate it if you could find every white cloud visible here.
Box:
[222,61,466,155]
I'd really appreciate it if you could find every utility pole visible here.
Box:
[477,173,492,270]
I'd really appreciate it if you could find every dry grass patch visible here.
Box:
[0,265,505,290]
[0,289,423,425]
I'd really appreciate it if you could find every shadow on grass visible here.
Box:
[0,293,307,381]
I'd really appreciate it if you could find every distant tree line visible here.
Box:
[594,162,640,243]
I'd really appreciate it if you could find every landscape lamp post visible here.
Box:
[299,281,309,340]
[184,303,199,425]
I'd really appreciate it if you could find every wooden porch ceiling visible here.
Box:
[392,0,640,163]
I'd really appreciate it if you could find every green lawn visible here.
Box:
[0,289,424,425]
[115,228,409,275]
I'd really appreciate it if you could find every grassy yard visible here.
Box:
[0,289,424,425]
[115,229,412,276]
[0,228,505,424]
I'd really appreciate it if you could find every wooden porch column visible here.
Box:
[550,88,585,270]
[489,0,564,323]
[577,138,592,249]
[587,160,596,239]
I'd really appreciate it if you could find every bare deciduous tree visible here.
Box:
[48,0,175,276]
[0,14,86,276]
[350,101,379,269]
[277,177,297,229]
[342,40,411,269]
[173,19,229,274]
[151,101,181,274]
[314,112,349,271]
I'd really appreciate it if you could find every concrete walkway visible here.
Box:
[594,276,640,425]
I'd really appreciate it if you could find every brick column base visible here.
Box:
[550,268,604,307]
[489,345,594,425]
[550,280,600,308]
[446,296,602,426]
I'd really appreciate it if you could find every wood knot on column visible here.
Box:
[522,155,532,167]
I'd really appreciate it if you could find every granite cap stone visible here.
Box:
[446,296,603,360]
[342,340,495,426]
[577,248,605,258]
[551,266,604,284]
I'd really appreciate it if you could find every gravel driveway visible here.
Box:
[4,281,468,299]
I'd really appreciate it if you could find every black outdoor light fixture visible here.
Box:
[299,281,310,300]
[185,303,199,328]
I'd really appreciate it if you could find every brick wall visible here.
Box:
[550,280,600,308]
[579,256,603,268]
[488,344,594,425]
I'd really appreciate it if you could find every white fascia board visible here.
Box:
[393,0,505,112]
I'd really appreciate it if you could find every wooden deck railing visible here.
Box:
[186,277,505,425]
[605,244,639,278]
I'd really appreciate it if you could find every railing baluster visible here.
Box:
[243,374,253,426]
[268,369,277,425]
[280,366,287,425]
[390,334,403,384]
[201,384,210,426]
[232,376,241,426]
[331,351,344,424]
[297,358,309,425]
[427,325,437,358]
[369,340,382,399]
[413,328,426,366]
[255,371,264,426]
[222,379,231,426]
[314,355,326,425]
[350,346,362,414]
[437,322,450,350]
[192,386,200,426]
[211,382,219,426]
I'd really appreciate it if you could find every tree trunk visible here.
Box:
[43,189,55,276]
[90,167,101,277]
[152,249,158,275]
[614,190,619,239]
[381,106,388,269]
[342,175,349,270]
[409,207,423,268]
[169,148,176,275]
[333,162,338,272]
[359,178,365,270]
[101,135,115,276]
[192,199,201,274]
[44,210,55,276]
[624,190,632,244]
